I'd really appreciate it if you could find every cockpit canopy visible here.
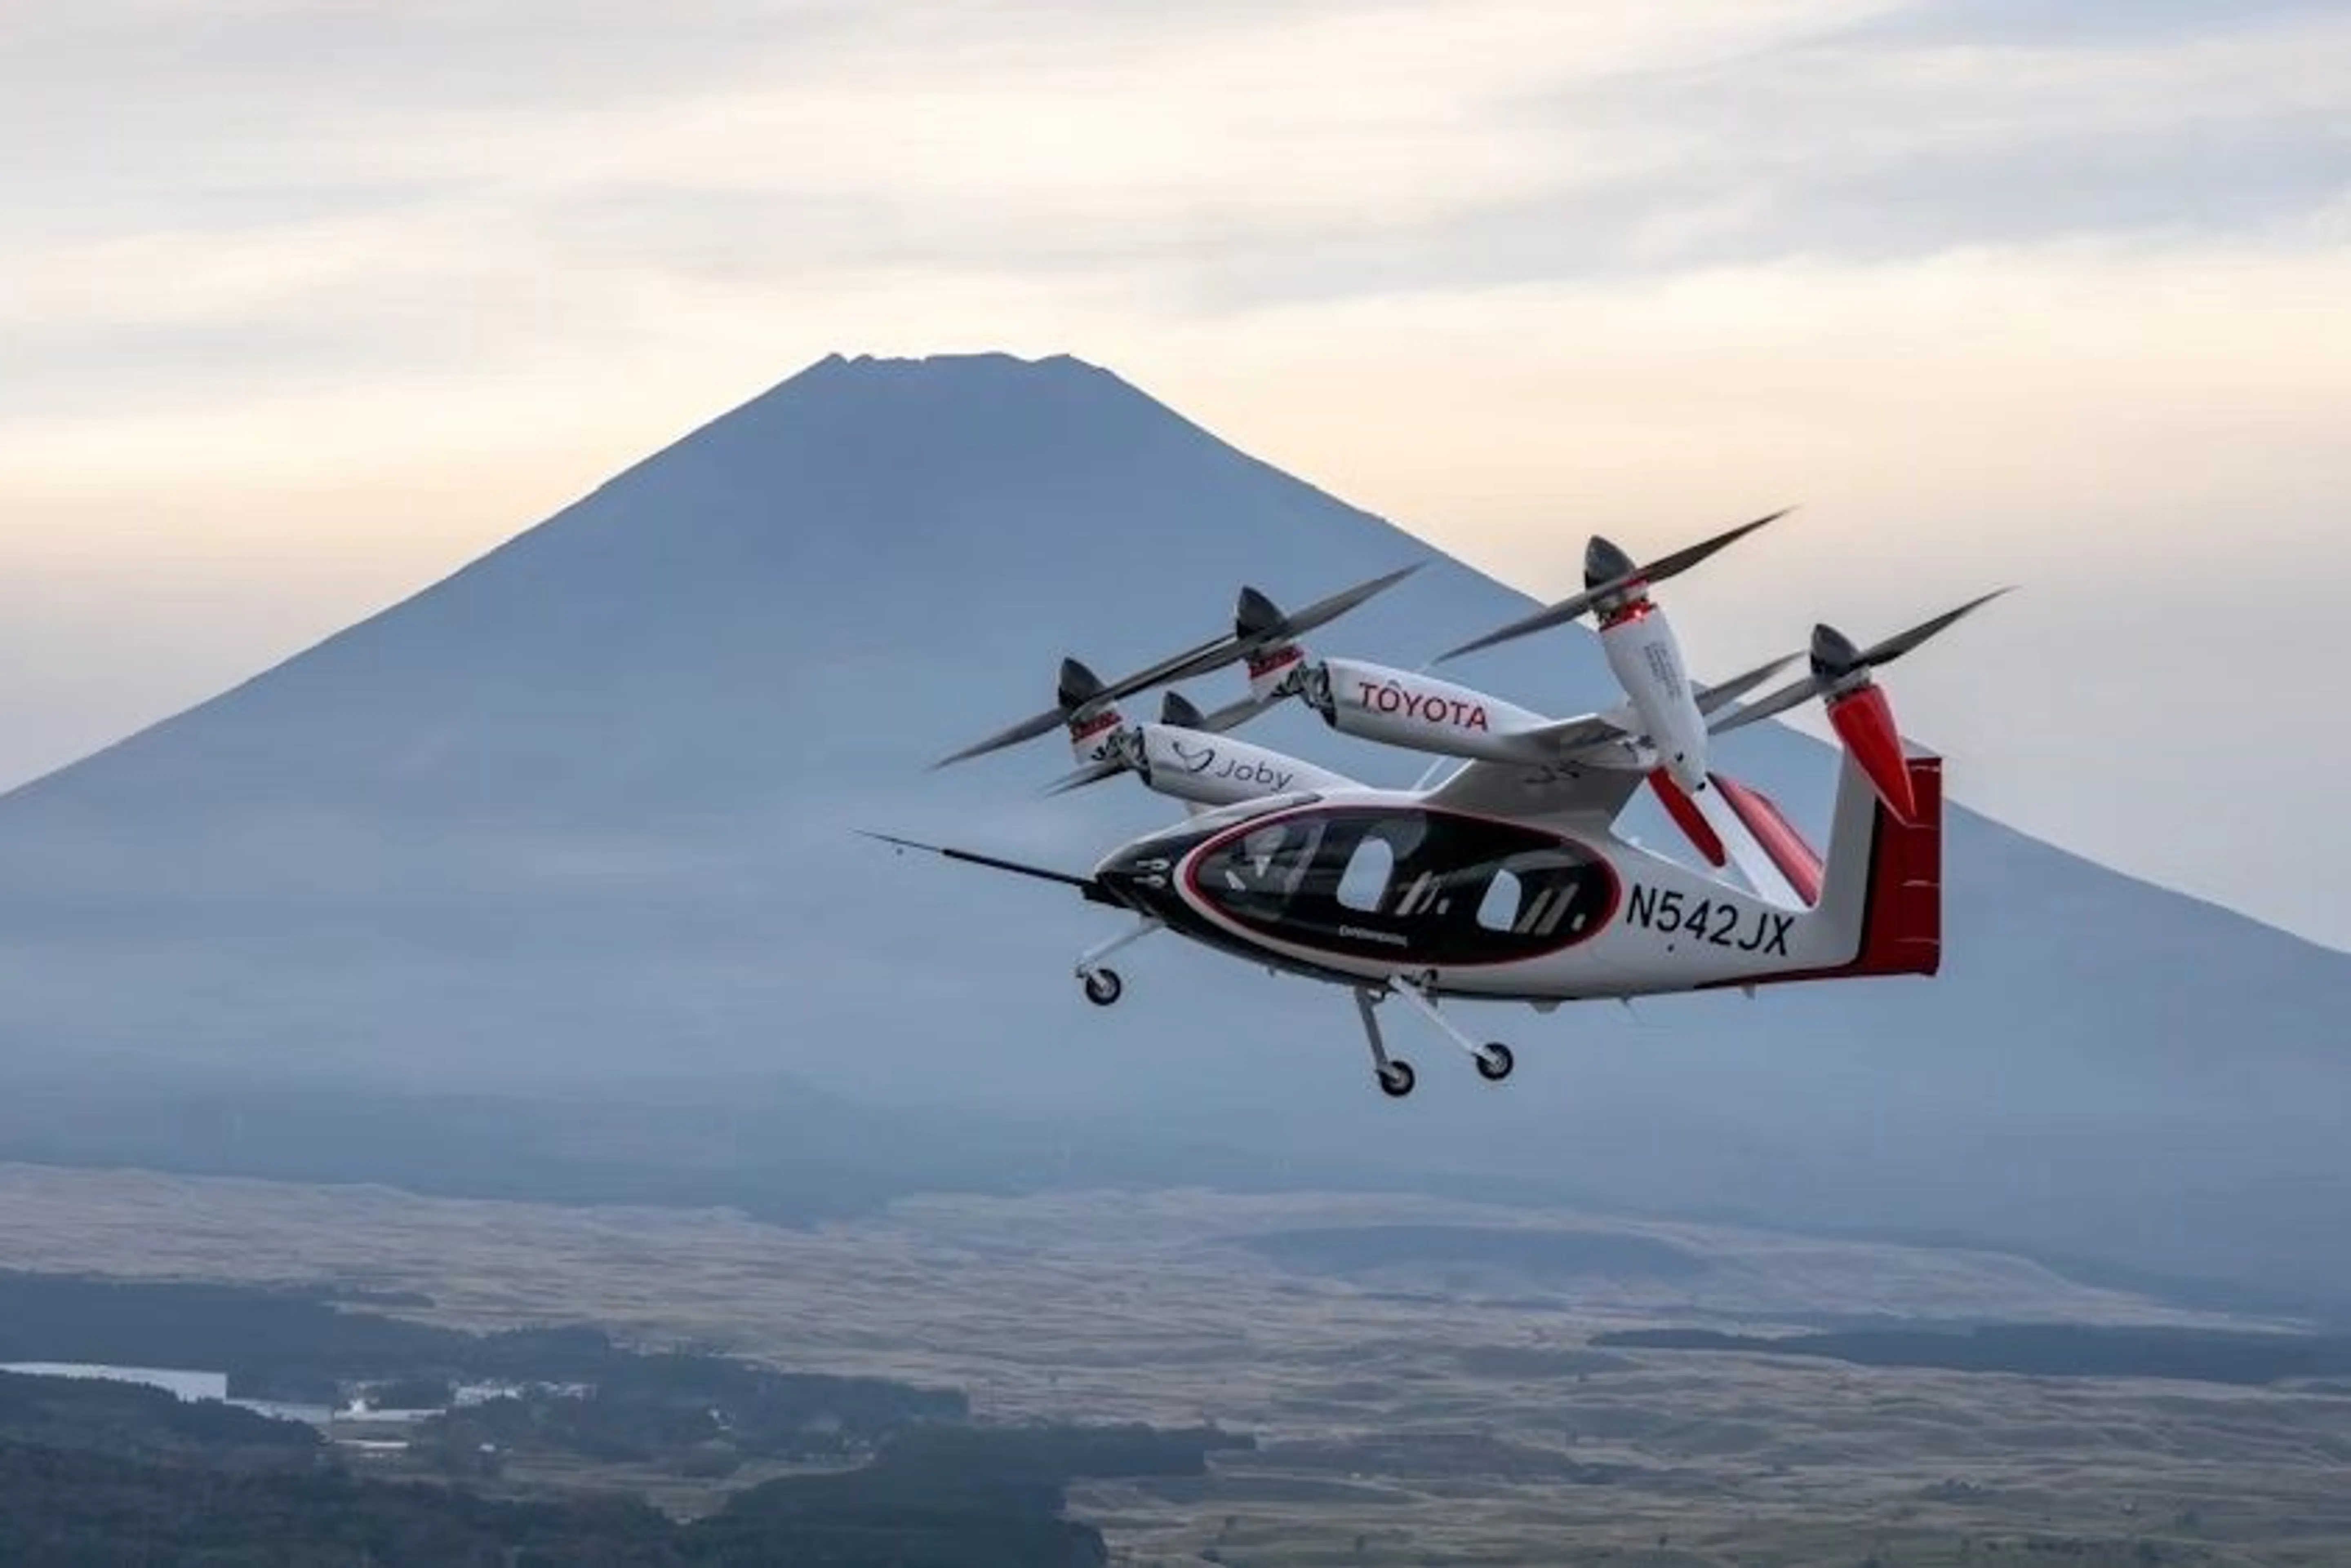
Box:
[1187,806,1617,967]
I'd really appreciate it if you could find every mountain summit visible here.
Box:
[1,351,2344,1297]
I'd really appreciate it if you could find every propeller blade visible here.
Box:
[1633,507,1791,590]
[1432,508,1790,664]
[1265,561,1426,641]
[1429,594,1593,665]
[1711,588,2010,737]
[1090,629,1251,707]
[1708,674,1827,736]
[1692,651,1801,717]
[1852,586,2015,670]
[936,564,1423,767]
[934,634,1230,768]
[933,707,1074,768]
[1191,692,1280,734]
[1042,759,1127,795]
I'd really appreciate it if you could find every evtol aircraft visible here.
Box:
[870,513,2007,1097]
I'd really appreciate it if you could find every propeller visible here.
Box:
[1432,508,1791,664]
[1709,587,2014,737]
[1712,586,2012,823]
[936,562,1424,768]
[1042,688,1283,795]
[1233,561,1424,647]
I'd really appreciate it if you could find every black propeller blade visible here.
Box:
[936,562,1423,768]
[1432,508,1791,665]
[1711,587,2013,736]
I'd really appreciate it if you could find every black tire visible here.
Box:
[1082,968,1123,1007]
[1378,1060,1416,1098]
[1475,1042,1514,1082]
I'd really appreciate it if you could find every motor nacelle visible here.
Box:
[1809,623,1916,823]
[1124,724,1350,806]
[1595,600,1709,794]
[1303,656,1553,764]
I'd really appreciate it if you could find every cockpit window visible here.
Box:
[1476,868,1523,932]
[1336,834,1394,912]
[1189,807,1615,965]
[1210,817,1327,921]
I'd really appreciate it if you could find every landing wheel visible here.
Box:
[1475,1042,1515,1083]
[1082,968,1123,1007]
[1377,1059,1417,1099]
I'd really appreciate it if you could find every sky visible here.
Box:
[3,0,2349,948]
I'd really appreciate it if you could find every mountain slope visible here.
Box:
[0,351,2342,1296]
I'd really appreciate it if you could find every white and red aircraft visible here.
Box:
[873,517,2006,1098]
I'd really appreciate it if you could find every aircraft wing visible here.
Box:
[1422,755,1647,824]
[1507,653,1792,759]
[1516,711,1634,754]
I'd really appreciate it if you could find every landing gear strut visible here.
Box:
[1384,974,1515,1084]
[1353,988,1416,1098]
[1075,919,1160,1008]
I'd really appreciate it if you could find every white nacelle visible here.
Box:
[1599,605,1708,792]
[1130,724,1351,806]
[1245,642,1309,705]
[1307,656,1553,764]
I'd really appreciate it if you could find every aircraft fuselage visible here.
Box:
[1092,787,1840,1002]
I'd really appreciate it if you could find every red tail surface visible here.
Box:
[1704,751,1942,988]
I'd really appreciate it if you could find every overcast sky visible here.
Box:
[4,0,2348,947]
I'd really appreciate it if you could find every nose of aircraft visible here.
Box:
[1094,841,1180,911]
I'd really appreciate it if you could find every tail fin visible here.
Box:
[1707,746,1941,991]
[1807,745,1943,977]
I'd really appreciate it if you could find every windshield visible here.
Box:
[1190,806,1614,965]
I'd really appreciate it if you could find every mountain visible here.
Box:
[0,351,2342,1300]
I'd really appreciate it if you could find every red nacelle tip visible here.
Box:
[1827,683,1917,824]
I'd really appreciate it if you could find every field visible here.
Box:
[3,1161,2346,1566]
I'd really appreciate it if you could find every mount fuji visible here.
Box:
[1,352,2343,1300]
